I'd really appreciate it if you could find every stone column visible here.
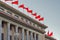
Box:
[31,32,33,40]
[15,26,18,40]
[7,23,10,40]
[34,33,36,40]
[22,28,24,40]
[0,19,2,40]
[26,30,29,40]
[16,26,18,33]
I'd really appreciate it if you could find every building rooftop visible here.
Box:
[45,35,56,40]
[0,1,48,29]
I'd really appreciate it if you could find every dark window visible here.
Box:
[33,33,34,38]
[29,31,31,35]
[36,34,38,40]
[10,24,16,32]
[30,22,32,24]
[15,15,19,18]
[1,33,4,40]
[26,19,28,22]
[0,7,4,11]
[7,11,12,15]
[2,21,7,28]
[2,21,4,28]
[33,23,35,26]
[10,25,12,30]
[25,29,27,35]
[21,17,24,20]
[10,36,12,40]
[14,36,16,40]
[18,27,22,33]
[29,31,31,40]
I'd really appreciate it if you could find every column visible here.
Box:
[0,19,2,40]
[22,28,24,40]
[16,26,18,40]
[31,32,33,40]
[7,23,10,40]
[26,30,29,40]
[34,33,36,40]
[16,26,18,33]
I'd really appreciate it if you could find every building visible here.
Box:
[0,1,56,40]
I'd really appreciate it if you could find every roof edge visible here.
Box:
[0,1,48,29]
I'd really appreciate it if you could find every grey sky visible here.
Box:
[1,0,60,40]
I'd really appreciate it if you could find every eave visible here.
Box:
[0,1,48,29]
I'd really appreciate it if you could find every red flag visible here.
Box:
[39,17,44,21]
[47,31,53,36]
[35,15,41,19]
[24,8,32,13]
[24,7,29,11]
[27,10,33,13]
[49,32,53,36]
[19,4,25,9]
[12,1,18,5]
[32,13,37,16]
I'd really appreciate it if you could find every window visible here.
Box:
[0,6,4,12]
[15,14,19,19]
[2,21,7,28]
[26,19,28,22]
[10,24,16,32]
[23,19,26,22]
[10,35,12,40]
[33,23,35,26]
[21,17,24,20]
[6,11,12,15]
[28,21,30,24]
[10,25,12,30]
[33,33,34,38]
[25,29,27,35]
[18,27,22,33]
[36,34,38,40]
[14,36,16,40]
[30,21,32,24]
[1,33,4,40]
[2,21,4,28]
[35,24,37,27]
[29,31,31,40]
[25,19,29,24]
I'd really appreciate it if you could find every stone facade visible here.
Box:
[0,1,56,40]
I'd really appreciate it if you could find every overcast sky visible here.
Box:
[1,0,60,40]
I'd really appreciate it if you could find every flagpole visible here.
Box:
[17,0,19,10]
[18,0,23,12]
[11,0,13,9]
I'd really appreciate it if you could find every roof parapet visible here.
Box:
[0,1,48,29]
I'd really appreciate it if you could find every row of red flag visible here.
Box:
[18,4,44,21]
[4,0,53,37]
[5,0,44,21]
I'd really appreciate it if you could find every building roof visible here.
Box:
[45,35,56,40]
[0,1,48,29]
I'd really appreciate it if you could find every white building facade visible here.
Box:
[0,1,56,40]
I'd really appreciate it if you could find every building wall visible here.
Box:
[2,21,8,40]
[0,2,56,40]
[0,16,45,40]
